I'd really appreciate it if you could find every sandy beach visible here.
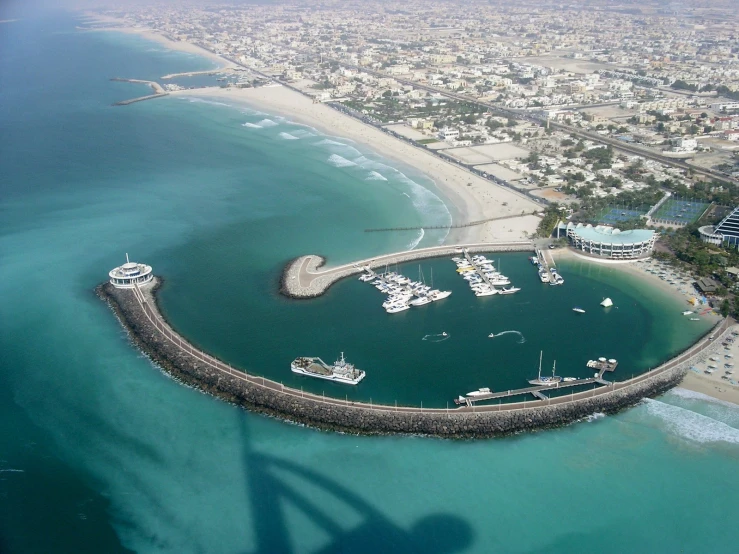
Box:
[79,13,235,70]
[552,249,737,404]
[80,14,540,243]
[553,248,715,310]
[170,86,541,243]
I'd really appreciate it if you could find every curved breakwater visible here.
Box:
[98,279,728,438]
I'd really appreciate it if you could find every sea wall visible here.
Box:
[280,242,534,299]
[97,281,723,438]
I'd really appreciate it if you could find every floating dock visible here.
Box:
[454,357,618,405]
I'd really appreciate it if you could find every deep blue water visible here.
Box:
[1,14,738,554]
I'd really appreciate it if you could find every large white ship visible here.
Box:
[290,352,366,385]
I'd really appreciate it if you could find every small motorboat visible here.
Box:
[573,307,585,313]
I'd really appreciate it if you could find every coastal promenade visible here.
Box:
[99,275,728,437]
[281,241,534,298]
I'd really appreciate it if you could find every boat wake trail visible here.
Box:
[488,330,526,344]
[422,333,450,343]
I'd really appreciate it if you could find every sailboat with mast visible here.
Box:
[428,267,452,301]
[528,351,563,386]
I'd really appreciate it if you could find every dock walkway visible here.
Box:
[282,241,534,299]
[455,359,619,405]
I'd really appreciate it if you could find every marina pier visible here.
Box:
[99,273,729,438]
[110,77,169,106]
[455,359,618,406]
[281,241,533,299]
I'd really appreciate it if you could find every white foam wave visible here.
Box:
[279,132,299,140]
[584,412,606,422]
[366,171,387,182]
[644,398,739,444]
[0,469,24,473]
[183,97,232,108]
[289,129,315,138]
[407,228,425,250]
[316,139,348,147]
[394,172,453,229]
[242,122,262,129]
[669,388,739,410]
[327,154,357,168]
[257,118,278,127]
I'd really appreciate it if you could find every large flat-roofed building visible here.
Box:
[560,222,657,259]
[699,207,739,248]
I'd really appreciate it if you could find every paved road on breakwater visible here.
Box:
[283,241,535,298]
[110,278,727,418]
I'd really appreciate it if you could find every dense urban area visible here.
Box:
[93,0,739,313]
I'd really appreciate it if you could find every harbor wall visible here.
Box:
[280,241,534,299]
[98,280,725,438]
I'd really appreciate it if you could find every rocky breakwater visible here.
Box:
[280,241,534,299]
[96,279,714,438]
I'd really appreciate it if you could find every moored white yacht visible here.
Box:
[386,302,410,313]
[475,287,498,297]
[498,286,521,295]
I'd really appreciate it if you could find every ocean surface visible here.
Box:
[1,14,737,553]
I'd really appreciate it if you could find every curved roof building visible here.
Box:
[109,254,154,289]
[699,207,739,248]
[561,223,657,259]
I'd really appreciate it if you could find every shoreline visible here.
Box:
[553,248,708,310]
[78,13,235,71]
[79,11,542,245]
[553,248,736,404]
[98,279,727,437]
[170,86,542,245]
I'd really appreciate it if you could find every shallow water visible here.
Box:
[1,14,737,553]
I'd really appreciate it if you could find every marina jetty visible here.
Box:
[110,78,169,106]
[280,241,533,299]
[98,264,728,438]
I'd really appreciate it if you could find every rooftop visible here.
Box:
[565,222,655,245]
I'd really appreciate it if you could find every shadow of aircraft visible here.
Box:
[238,415,474,554]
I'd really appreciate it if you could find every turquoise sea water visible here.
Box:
[1,15,738,553]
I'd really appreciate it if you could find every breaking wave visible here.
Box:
[366,171,388,181]
[315,139,348,147]
[278,132,299,140]
[644,398,739,444]
[407,228,425,250]
[256,118,278,127]
[242,122,262,129]
[327,154,357,168]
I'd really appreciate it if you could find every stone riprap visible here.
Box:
[280,241,534,299]
[97,279,726,438]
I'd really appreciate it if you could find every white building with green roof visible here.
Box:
[559,222,657,259]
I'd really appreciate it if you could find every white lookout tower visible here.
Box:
[109,254,154,289]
